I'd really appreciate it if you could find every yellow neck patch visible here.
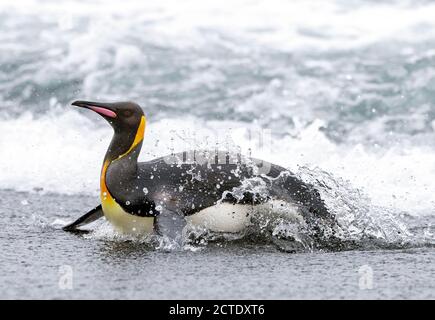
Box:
[99,115,154,235]
[101,115,146,194]
[117,115,146,159]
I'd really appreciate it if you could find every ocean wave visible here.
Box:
[1,0,435,146]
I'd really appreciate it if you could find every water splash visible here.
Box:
[298,166,414,247]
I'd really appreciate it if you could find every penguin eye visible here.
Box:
[123,110,133,117]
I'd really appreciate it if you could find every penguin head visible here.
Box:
[71,100,144,132]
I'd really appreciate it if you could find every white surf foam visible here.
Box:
[2,0,435,52]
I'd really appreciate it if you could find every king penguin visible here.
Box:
[63,101,335,239]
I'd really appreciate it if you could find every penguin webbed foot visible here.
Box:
[63,204,104,232]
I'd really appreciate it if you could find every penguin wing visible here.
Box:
[63,205,104,232]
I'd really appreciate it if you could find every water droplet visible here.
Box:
[143,187,148,195]
[155,205,162,212]
[216,184,221,189]
[126,201,131,205]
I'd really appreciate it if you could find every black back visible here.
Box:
[105,149,330,221]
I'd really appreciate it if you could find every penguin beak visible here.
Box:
[71,100,117,119]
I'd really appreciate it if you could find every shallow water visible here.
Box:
[1,0,435,299]
[1,189,434,299]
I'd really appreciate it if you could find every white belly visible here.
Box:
[186,200,304,233]
[186,203,252,233]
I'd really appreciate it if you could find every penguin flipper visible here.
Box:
[63,205,104,232]
[154,208,186,243]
